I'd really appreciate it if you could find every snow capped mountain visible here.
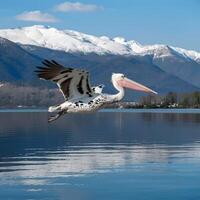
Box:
[1,27,200,94]
[0,25,199,62]
[171,46,200,62]
[0,25,130,55]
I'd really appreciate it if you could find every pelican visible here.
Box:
[35,60,157,122]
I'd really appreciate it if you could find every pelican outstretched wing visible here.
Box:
[35,60,94,100]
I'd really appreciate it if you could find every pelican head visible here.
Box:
[112,73,157,94]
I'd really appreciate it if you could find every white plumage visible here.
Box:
[36,60,157,122]
[92,84,104,94]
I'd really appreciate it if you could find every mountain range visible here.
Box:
[0,25,200,99]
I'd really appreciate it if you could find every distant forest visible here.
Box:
[0,83,63,108]
[138,91,200,108]
[0,83,200,108]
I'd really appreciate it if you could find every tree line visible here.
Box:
[0,83,63,108]
[1,83,200,108]
[139,91,200,108]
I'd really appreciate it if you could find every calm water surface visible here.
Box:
[0,110,200,200]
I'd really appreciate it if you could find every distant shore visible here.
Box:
[0,104,200,110]
[0,101,200,109]
[1,108,200,115]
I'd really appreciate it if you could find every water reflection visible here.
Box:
[141,112,200,123]
[0,111,200,199]
[1,144,200,184]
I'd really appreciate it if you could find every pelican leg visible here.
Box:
[48,104,61,112]
[48,110,66,123]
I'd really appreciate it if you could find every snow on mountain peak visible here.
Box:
[0,25,132,55]
[0,25,199,62]
[171,47,200,61]
[113,37,126,44]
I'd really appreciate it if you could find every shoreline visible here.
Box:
[1,108,200,114]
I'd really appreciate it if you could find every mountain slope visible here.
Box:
[0,37,199,96]
[0,26,200,99]
[0,37,41,83]
[1,25,200,89]
[0,25,131,55]
[18,44,200,95]
[153,48,200,88]
[0,25,199,61]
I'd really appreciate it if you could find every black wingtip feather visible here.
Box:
[51,60,59,65]
[36,66,46,70]
[42,61,50,67]
[44,59,51,64]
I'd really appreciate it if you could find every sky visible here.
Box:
[0,0,199,51]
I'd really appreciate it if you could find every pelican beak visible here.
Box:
[118,77,157,94]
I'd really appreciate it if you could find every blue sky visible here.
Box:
[0,0,199,51]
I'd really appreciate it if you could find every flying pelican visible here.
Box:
[35,60,157,122]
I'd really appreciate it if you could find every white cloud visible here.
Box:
[16,10,58,23]
[55,1,103,12]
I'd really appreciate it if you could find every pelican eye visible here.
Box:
[121,75,125,79]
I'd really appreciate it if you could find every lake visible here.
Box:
[0,109,200,200]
